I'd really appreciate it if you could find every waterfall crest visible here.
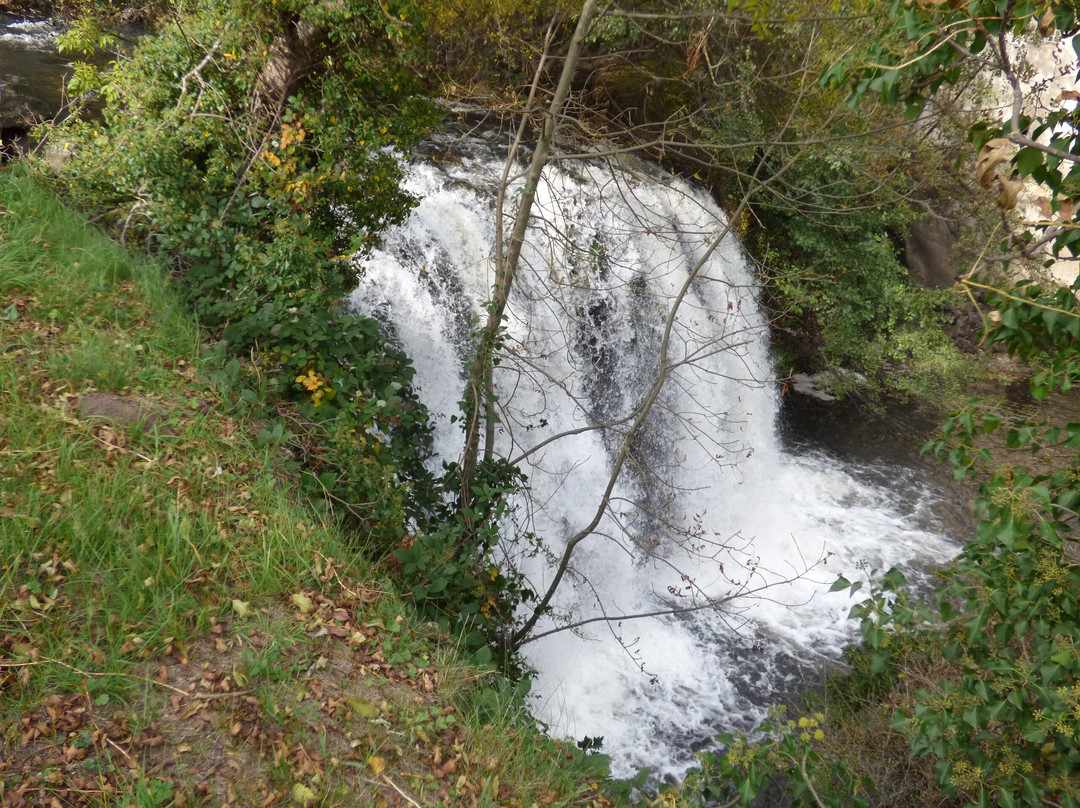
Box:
[349,140,957,777]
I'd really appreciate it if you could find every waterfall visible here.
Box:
[348,137,958,778]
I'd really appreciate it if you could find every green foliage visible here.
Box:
[678,707,871,808]
[821,379,1080,808]
[829,0,1080,261]
[55,17,122,105]
[834,462,1080,807]
[393,458,537,663]
[56,17,118,57]
[829,0,1080,117]
[980,280,1080,401]
[821,5,1080,800]
[45,0,441,549]
[43,0,542,659]
[748,152,963,396]
[424,0,560,81]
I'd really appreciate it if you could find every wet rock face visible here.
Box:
[903,216,962,289]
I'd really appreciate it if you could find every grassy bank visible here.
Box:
[0,170,616,808]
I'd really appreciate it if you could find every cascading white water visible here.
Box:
[348,137,959,778]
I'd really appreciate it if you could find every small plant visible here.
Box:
[679,706,870,808]
[243,645,300,684]
[135,777,174,808]
[393,458,538,662]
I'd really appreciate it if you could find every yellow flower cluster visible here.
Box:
[786,713,827,743]
[725,737,754,771]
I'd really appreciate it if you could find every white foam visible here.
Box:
[1,18,61,51]
[349,146,958,778]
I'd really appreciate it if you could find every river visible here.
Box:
[0,13,67,130]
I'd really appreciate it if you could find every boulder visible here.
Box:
[77,392,175,436]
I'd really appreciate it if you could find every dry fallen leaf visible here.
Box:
[997,176,1022,211]
[346,698,378,719]
[976,138,1012,188]
[291,783,317,807]
[1040,5,1056,36]
[367,755,386,775]
[291,593,315,614]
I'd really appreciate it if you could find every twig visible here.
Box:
[316,551,385,604]
[957,222,1000,340]
[105,735,137,768]
[799,751,828,808]
[371,773,421,803]
[176,37,223,111]
[217,102,285,226]
[0,656,191,697]
[962,278,1080,321]
[188,690,254,700]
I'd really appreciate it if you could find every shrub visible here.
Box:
[43,0,440,548]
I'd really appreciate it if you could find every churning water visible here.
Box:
[348,136,960,778]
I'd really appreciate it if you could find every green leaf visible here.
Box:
[882,568,909,590]
[1021,723,1046,743]
[346,698,379,719]
[869,650,890,675]
[738,775,759,804]
[830,576,852,592]
[1021,777,1043,804]
[991,588,1008,614]
[1051,650,1074,666]
[1015,146,1045,176]
[998,787,1018,808]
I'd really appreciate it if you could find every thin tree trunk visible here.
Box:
[458,0,602,531]
[510,28,826,647]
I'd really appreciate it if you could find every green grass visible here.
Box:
[0,168,623,808]
[0,172,357,660]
